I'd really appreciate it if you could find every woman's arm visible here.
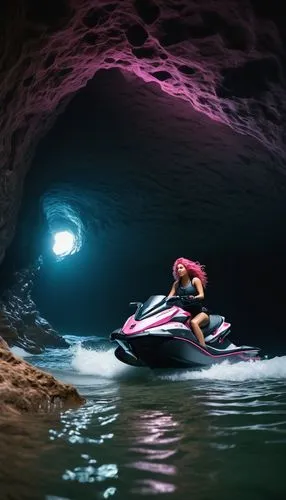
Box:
[167,281,178,297]
[191,277,204,300]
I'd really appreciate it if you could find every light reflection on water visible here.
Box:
[52,400,119,485]
[125,410,181,495]
[1,349,286,500]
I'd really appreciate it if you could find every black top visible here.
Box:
[177,280,197,297]
[176,279,207,318]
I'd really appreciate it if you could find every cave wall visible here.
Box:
[7,68,284,354]
[0,1,286,354]
[1,0,286,264]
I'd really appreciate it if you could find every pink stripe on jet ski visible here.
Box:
[173,337,258,358]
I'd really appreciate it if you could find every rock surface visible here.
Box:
[0,0,286,263]
[0,336,84,414]
[0,259,69,353]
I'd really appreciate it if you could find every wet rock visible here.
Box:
[0,261,69,353]
[0,337,84,414]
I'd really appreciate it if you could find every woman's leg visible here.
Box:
[190,313,209,347]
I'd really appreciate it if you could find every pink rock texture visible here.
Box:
[0,336,84,414]
[0,0,285,263]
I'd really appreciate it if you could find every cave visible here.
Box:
[1,0,286,356]
[1,2,286,498]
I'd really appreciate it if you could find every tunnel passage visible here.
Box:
[2,68,284,355]
[0,1,286,354]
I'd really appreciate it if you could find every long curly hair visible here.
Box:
[172,257,208,287]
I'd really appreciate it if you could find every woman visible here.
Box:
[167,257,209,347]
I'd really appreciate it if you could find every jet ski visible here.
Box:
[110,295,260,369]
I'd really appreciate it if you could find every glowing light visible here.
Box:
[52,230,75,256]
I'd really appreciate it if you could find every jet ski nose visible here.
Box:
[110,329,122,340]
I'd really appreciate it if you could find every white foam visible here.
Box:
[71,344,137,379]
[11,346,33,357]
[162,356,286,382]
[71,344,286,383]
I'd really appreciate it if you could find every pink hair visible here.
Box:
[172,257,208,287]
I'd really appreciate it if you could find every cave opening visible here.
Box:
[52,230,76,257]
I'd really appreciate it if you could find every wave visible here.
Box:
[71,344,142,379]
[160,356,286,382]
[72,344,286,383]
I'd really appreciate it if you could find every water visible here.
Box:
[1,336,286,500]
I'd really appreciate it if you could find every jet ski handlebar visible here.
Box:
[166,295,201,306]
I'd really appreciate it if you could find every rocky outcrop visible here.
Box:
[0,309,68,354]
[0,259,69,353]
[0,337,84,414]
[0,0,286,264]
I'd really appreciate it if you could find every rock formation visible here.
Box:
[0,336,84,414]
[0,0,285,265]
[0,259,69,353]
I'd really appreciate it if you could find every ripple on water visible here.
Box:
[2,341,286,500]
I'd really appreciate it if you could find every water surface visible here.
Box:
[1,338,286,500]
